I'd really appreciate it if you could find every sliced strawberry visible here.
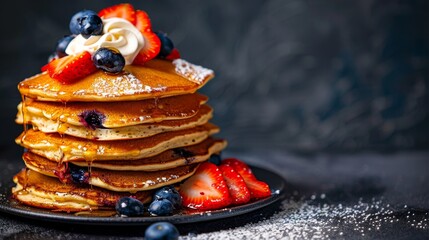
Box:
[179,162,232,210]
[165,48,181,61]
[41,62,50,72]
[223,158,256,180]
[223,158,271,199]
[98,3,136,25]
[219,164,250,205]
[134,10,152,32]
[243,177,272,199]
[132,10,160,65]
[41,51,97,84]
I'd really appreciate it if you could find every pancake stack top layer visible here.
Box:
[12,4,227,212]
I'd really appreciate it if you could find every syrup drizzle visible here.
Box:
[20,94,28,134]
[87,160,93,178]
[57,101,68,137]
[23,167,30,189]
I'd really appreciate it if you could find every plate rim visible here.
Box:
[0,165,286,226]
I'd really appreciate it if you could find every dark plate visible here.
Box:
[0,165,285,226]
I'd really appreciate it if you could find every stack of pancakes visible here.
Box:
[13,59,226,212]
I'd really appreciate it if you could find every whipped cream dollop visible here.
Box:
[65,17,144,65]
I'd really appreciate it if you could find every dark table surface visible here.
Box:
[0,0,427,239]
[0,148,428,239]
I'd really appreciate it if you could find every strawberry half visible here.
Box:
[165,48,181,61]
[98,3,136,25]
[134,9,152,32]
[223,158,272,200]
[179,162,232,210]
[41,51,97,84]
[219,164,250,205]
[132,10,160,65]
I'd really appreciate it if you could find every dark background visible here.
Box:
[0,0,428,156]
[0,1,428,238]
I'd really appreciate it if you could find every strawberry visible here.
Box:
[41,51,97,84]
[242,175,272,199]
[165,48,181,61]
[98,3,136,25]
[219,164,250,205]
[132,10,160,65]
[179,162,232,210]
[134,10,152,32]
[223,158,271,200]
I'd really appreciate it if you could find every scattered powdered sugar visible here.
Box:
[73,89,86,95]
[181,195,428,240]
[96,146,105,155]
[143,180,156,187]
[75,73,167,97]
[68,60,213,98]
[173,59,214,85]
[34,83,51,92]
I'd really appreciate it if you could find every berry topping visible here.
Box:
[173,148,195,159]
[41,51,97,84]
[219,164,251,205]
[155,32,174,58]
[69,10,103,39]
[92,47,125,73]
[208,154,222,165]
[132,10,160,65]
[148,199,175,216]
[165,48,181,61]
[179,162,232,210]
[153,186,182,208]
[56,35,75,58]
[69,164,89,184]
[98,3,136,25]
[223,158,271,199]
[78,109,105,130]
[145,222,179,240]
[115,197,145,217]
[134,10,152,31]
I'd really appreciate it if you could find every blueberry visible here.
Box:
[56,35,75,57]
[173,148,194,159]
[148,199,174,216]
[69,10,103,38]
[145,222,179,240]
[208,154,222,165]
[115,197,145,217]
[92,47,125,73]
[153,186,182,208]
[155,32,174,58]
[78,110,105,130]
[69,164,89,184]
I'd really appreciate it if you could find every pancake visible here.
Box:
[23,138,226,171]
[18,59,214,102]
[22,152,199,192]
[72,138,227,171]
[16,123,219,162]
[19,105,213,141]
[12,169,152,212]
[17,93,208,128]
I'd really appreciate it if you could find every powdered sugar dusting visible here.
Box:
[23,73,51,92]
[173,59,214,85]
[181,196,428,239]
[75,73,167,97]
